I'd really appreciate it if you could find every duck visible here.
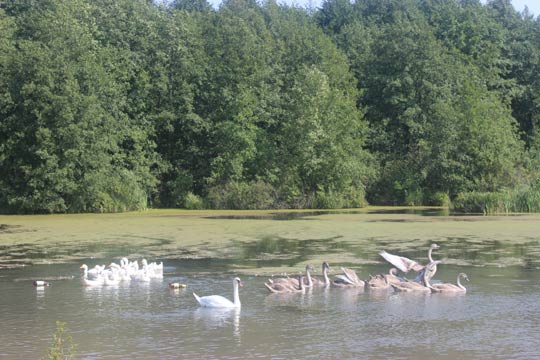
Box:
[333,267,365,288]
[169,282,187,289]
[194,277,243,308]
[430,273,469,294]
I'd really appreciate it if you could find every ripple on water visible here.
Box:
[1,262,540,359]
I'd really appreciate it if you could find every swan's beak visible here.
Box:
[79,265,84,269]
[238,281,244,287]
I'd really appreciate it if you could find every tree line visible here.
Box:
[0,0,539,213]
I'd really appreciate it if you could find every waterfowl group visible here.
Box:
[380,243,441,283]
[264,264,315,290]
[379,244,469,294]
[70,243,467,311]
[80,257,163,287]
[261,244,469,296]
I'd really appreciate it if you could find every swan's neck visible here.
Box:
[422,271,433,290]
[457,275,466,290]
[298,277,304,292]
[323,267,329,285]
[305,268,313,287]
[428,247,435,262]
[233,282,241,307]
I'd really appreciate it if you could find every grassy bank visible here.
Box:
[452,185,540,214]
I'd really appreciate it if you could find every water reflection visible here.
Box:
[193,307,241,341]
[1,264,540,359]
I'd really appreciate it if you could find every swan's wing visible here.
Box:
[334,274,354,285]
[196,295,235,308]
[379,251,423,273]
[341,267,361,284]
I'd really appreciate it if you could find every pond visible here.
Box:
[1,209,539,359]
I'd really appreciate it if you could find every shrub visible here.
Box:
[206,180,276,210]
[41,321,77,360]
[184,192,205,210]
[425,192,450,207]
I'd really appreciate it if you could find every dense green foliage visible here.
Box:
[0,0,539,213]
[452,181,540,214]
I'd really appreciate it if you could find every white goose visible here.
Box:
[193,277,243,308]
[80,264,105,286]
[80,263,105,277]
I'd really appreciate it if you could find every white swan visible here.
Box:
[193,277,243,308]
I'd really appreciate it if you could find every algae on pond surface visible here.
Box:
[1,208,540,272]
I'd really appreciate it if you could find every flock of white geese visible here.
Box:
[79,257,163,286]
[72,244,467,309]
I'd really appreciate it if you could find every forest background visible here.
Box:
[2,0,540,214]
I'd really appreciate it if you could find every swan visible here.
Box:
[333,267,365,288]
[380,243,441,282]
[33,280,50,287]
[366,273,389,289]
[267,265,314,288]
[391,280,431,293]
[368,268,410,289]
[391,265,434,293]
[430,273,469,293]
[265,275,305,293]
[386,268,407,285]
[194,277,243,308]
[311,262,331,287]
